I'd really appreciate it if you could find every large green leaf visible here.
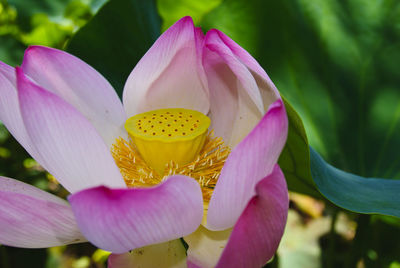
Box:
[310,147,400,217]
[279,99,321,198]
[67,0,161,94]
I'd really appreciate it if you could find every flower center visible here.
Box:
[111,108,230,203]
[125,108,211,175]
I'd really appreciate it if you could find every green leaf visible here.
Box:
[66,0,161,95]
[310,147,400,218]
[278,98,321,198]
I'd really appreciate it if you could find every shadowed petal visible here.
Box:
[123,16,209,117]
[108,240,187,268]
[21,46,127,147]
[203,30,272,147]
[16,68,126,193]
[207,99,288,230]
[202,48,238,146]
[184,225,231,268]
[205,30,264,114]
[0,176,86,248]
[69,175,203,254]
[212,29,280,110]
[216,165,289,268]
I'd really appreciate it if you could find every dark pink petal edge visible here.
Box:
[68,175,203,254]
[216,165,289,268]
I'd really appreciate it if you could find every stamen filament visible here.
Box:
[111,131,230,202]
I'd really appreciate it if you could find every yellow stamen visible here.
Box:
[111,131,230,203]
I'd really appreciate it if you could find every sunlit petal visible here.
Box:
[17,68,126,193]
[22,46,127,147]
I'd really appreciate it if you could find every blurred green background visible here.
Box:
[1,0,400,267]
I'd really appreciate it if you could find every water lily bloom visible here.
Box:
[0,16,288,268]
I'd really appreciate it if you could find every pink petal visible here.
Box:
[216,165,289,268]
[123,16,209,117]
[0,176,85,247]
[108,240,187,268]
[205,30,264,114]
[202,35,262,147]
[21,46,126,147]
[68,175,203,254]
[207,99,288,230]
[203,30,281,147]
[16,68,126,193]
[213,30,280,108]
[0,62,42,166]
[184,226,231,268]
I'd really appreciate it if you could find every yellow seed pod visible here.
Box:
[125,108,211,175]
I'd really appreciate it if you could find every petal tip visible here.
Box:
[204,29,219,42]
[172,16,195,30]
[23,45,47,62]
[180,15,194,23]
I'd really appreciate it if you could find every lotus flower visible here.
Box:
[0,17,288,268]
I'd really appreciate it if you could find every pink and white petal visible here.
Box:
[68,175,203,254]
[216,165,289,268]
[108,240,187,268]
[21,46,126,147]
[229,82,267,147]
[205,30,264,114]
[203,32,267,147]
[123,16,209,117]
[207,99,288,230]
[0,63,43,165]
[204,48,263,147]
[17,68,126,193]
[202,48,238,145]
[184,225,231,268]
[0,176,86,248]
[213,30,281,109]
